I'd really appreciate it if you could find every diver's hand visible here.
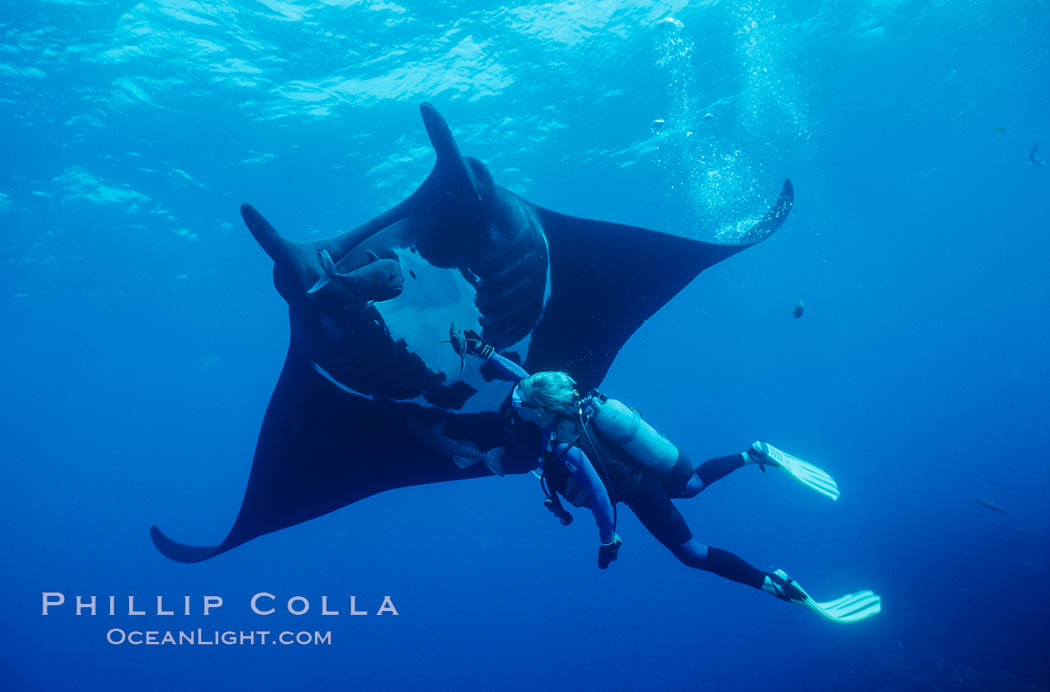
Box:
[447,323,493,360]
[463,329,493,360]
[598,534,622,569]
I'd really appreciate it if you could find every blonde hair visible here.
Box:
[518,371,579,415]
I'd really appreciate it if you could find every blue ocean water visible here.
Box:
[2,0,1049,689]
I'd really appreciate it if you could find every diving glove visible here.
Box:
[448,323,493,360]
[598,534,622,569]
[464,329,493,359]
[544,498,573,526]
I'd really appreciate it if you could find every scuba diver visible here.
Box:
[451,328,881,624]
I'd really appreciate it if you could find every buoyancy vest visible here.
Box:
[542,391,693,506]
[541,424,642,507]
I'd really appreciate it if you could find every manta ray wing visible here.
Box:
[526,180,793,388]
[151,343,535,563]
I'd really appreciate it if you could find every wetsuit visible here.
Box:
[545,427,768,588]
[488,351,770,589]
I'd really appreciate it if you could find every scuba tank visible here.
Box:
[584,392,679,476]
[539,391,679,528]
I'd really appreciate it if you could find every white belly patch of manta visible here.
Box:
[367,246,534,413]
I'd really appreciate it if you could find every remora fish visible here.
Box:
[976,496,1008,515]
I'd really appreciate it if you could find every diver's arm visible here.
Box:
[555,443,616,543]
[457,327,529,380]
[486,352,529,380]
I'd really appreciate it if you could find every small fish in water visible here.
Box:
[793,298,805,319]
[650,118,666,134]
[993,126,1007,133]
[1029,140,1044,167]
[443,322,467,371]
[406,419,505,476]
[976,497,1008,515]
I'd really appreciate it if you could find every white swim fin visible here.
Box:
[768,569,881,623]
[749,441,840,501]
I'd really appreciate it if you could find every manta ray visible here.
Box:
[151,103,794,562]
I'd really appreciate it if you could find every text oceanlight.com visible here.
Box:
[106,629,331,646]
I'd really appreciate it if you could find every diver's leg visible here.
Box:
[674,542,805,597]
[628,479,879,620]
[677,453,748,497]
[679,474,703,497]
[623,474,695,549]
[672,542,768,589]
[625,476,783,592]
